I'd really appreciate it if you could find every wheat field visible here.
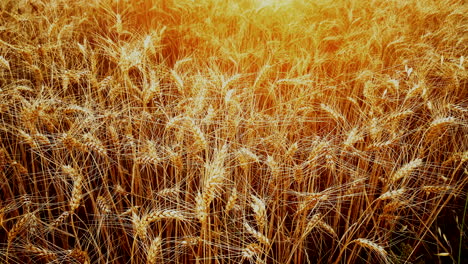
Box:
[0,0,467,263]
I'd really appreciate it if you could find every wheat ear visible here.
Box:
[250,195,267,231]
[305,214,337,238]
[25,244,58,261]
[391,158,423,183]
[146,236,162,264]
[225,187,238,212]
[244,221,270,246]
[8,213,33,244]
[352,238,387,259]
[63,165,84,212]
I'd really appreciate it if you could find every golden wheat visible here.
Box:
[352,238,388,260]
[390,158,423,183]
[0,0,466,263]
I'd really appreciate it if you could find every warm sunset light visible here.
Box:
[0,0,467,263]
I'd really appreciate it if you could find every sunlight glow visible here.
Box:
[254,0,294,9]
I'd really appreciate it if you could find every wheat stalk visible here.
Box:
[18,129,37,148]
[8,213,33,244]
[165,146,184,171]
[425,117,455,140]
[244,221,270,246]
[0,55,10,71]
[195,192,209,224]
[61,133,87,152]
[321,103,344,122]
[63,165,84,212]
[237,147,259,171]
[378,188,406,201]
[285,142,298,160]
[386,110,413,125]
[391,158,423,183]
[68,248,90,264]
[383,200,407,214]
[142,209,186,223]
[83,133,107,156]
[421,185,452,194]
[202,144,228,204]
[305,213,337,238]
[96,195,111,215]
[225,187,238,213]
[10,160,28,175]
[50,211,71,230]
[157,187,180,197]
[250,195,267,231]
[146,236,162,264]
[352,238,387,260]
[296,192,329,214]
[293,164,305,184]
[190,122,207,151]
[343,127,363,148]
[25,244,58,261]
[33,133,50,146]
[242,243,263,259]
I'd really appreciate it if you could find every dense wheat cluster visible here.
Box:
[0,0,467,263]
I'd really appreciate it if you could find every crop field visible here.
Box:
[0,0,467,263]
